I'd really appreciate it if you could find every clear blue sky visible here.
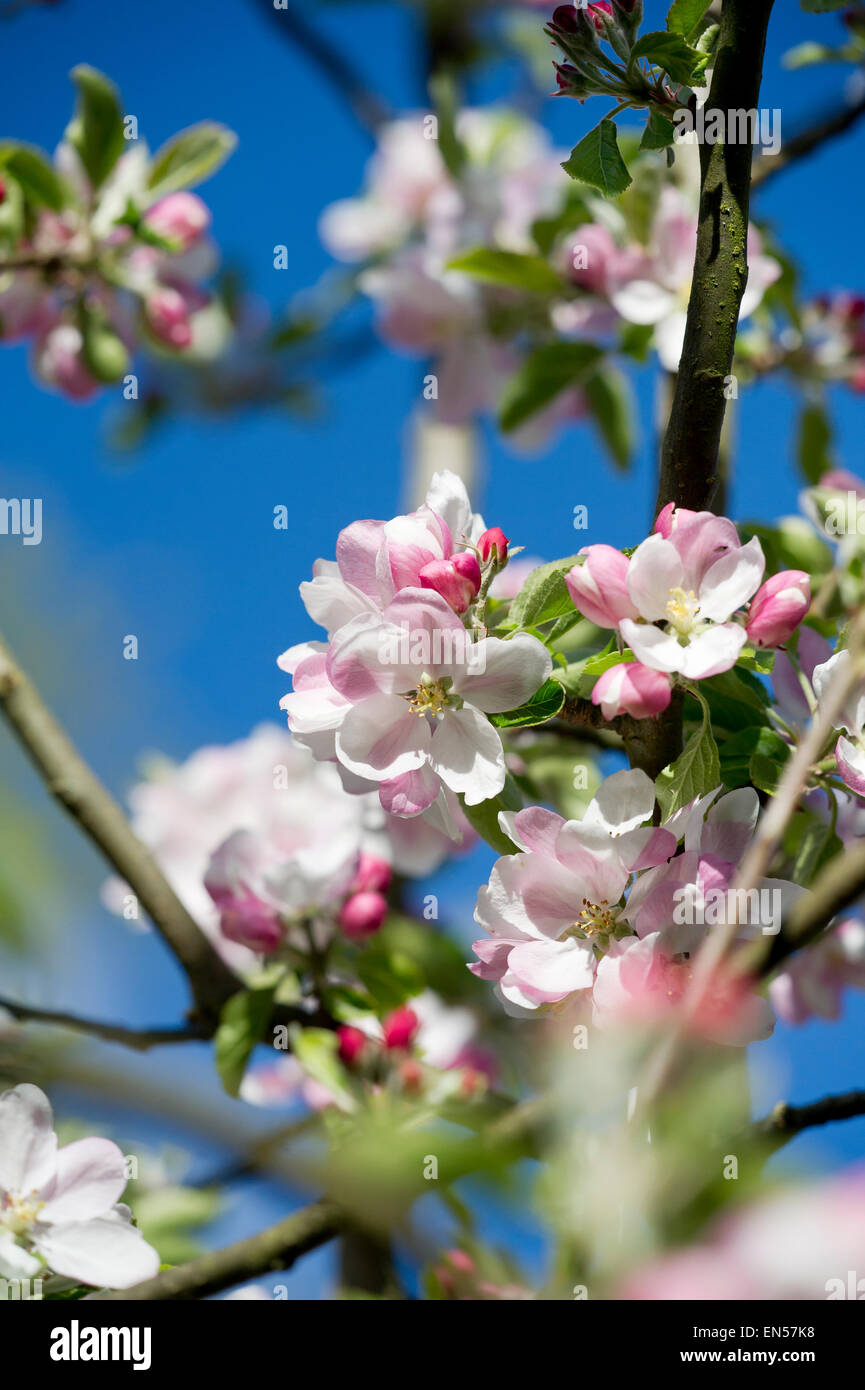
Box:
[1,0,864,1292]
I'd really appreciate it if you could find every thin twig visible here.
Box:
[752,93,865,191]
[755,1089,865,1153]
[0,997,208,1051]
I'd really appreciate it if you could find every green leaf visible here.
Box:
[147,121,237,196]
[629,31,709,86]
[214,984,277,1097]
[640,110,676,151]
[355,943,425,1013]
[797,401,836,485]
[446,247,564,294]
[428,70,465,179]
[499,344,602,432]
[508,555,583,627]
[783,812,836,887]
[737,646,776,674]
[583,362,635,470]
[561,119,632,197]
[719,727,789,789]
[490,677,565,730]
[66,65,125,188]
[656,693,720,818]
[692,667,770,735]
[290,1026,355,1112]
[0,145,65,211]
[666,0,713,39]
[459,774,523,856]
[561,647,632,700]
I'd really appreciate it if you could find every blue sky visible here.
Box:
[1,0,864,1292]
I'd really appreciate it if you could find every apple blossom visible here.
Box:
[769,918,865,1025]
[382,1007,420,1050]
[419,554,481,613]
[591,661,672,720]
[0,1084,159,1289]
[813,649,865,798]
[746,570,810,648]
[141,192,210,251]
[338,890,389,939]
[566,545,639,630]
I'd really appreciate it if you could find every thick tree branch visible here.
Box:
[92,1199,342,1301]
[0,997,207,1051]
[560,691,685,783]
[755,1090,865,1153]
[752,93,865,191]
[655,0,775,517]
[0,632,240,1025]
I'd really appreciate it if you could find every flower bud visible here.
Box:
[398,1058,424,1094]
[565,545,638,629]
[350,852,392,896]
[382,1006,419,1050]
[142,192,210,251]
[551,4,580,32]
[82,317,130,384]
[477,527,510,565]
[145,283,206,349]
[337,1025,369,1067]
[592,662,672,721]
[339,890,388,939]
[588,1,613,32]
[419,556,481,614]
[214,888,282,954]
[746,571,810,648]
[33,322,100,401]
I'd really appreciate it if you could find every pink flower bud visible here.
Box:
[477,528,510,565]
[565,545,638,629]
[382,1006,419,1050]
[145,283,206,349]
[350,852,392,896]
[588,0,613,31]
[0,179,6,205]
[746,571,810,648]
[592,662,672,721]
[33,322,100,401]
[214,889,283,954]
[337,1025,368,1067]
[419,556,480,614]
[142,192,211,251]
[339,890,388,939]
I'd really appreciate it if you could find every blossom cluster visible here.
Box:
[280,470,552,819]
[567,505,810,720]
[0,67,233,400]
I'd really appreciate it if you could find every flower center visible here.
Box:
[1,1190,44,1237]
[570,897,619,941]
[665,586,700,636]
[404,674,454,719]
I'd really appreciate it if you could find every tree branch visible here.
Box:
[752,93,865,192]
[0,631,240,1025]
[253,0,390,140]
[91,1199,341,1301]
[560,691,685,782]
[755,1090,865,1153]
[655,0,775,517]
[0,997,207,1051]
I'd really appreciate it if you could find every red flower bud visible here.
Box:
[337,1025,368,1067]
[419,556,480,613]
[477,527,510,565]
[350,852,392,896]
[339,890,388,939]
[382,1006,419,1050]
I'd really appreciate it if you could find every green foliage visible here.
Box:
[499,344,603,432]
[290,1026,356,1112]
[447,247,564,294]
[428,70,465,179]
[655,692,720,818]
[628,31,709,86]
[65,66,126,188]
[507,555,583,628]
[718,726,790,790]
[489,677,566,730]
[640,110,676,151]
[562,120,632,197]
[666,0,714,39]
[583,362,636,469]
[459,774,523,856]
[355,940,425,1012]
[214,983,278,1097]
[797,400,836,484]
[0,145,65,211]
[147,121,237,197]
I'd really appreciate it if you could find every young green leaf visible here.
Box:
[666,0,713,39]
[562,120,632,197]
[499,344,602,432]
[446,247,564,294]
[508,555,583,627]
[490,678,566,730]
[640,110,676,151]
[583,362,636,470]
[655,694,720,818]
[797,401,836,485]
[459,775,523,856]
[1,145,65,211]
[66,66,126,189]
[289,1026,356,1112]
[629,31,709,86]
[214,983,278,1097]
[147,121,237,197]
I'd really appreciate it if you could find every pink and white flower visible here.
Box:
[0,1084,158,1289]
[812,649,865,798]
[770,918,865,1025]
